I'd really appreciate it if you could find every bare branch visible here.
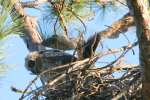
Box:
[99,13,134,40]
[21,0,48,8]
[12,1,43,51]
[24,16,43,44]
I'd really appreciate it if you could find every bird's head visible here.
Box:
[25,51,41,74]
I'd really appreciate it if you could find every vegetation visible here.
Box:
[1,0,150,100]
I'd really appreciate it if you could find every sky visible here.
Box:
[0,2,139,100]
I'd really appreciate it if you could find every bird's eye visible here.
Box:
[28,60,35,68]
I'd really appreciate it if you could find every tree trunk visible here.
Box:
[127,0,150,99]
[12,0,43,51]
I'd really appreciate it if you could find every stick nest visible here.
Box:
[17,54,142,100]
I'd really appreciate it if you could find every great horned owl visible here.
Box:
[42,35,85,50]
[82,33,101,58]
[25,50,77,84]
[41,33,100,59]
[25,33,100,84]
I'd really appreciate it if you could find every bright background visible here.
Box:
[0,2,139,100]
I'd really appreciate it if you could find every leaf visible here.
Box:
[0,0,24,40]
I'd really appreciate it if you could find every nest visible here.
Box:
[15,53,142,100]
[11,39,141,100]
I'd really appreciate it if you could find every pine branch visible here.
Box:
[99,12,134,40]
[12,0,43,51]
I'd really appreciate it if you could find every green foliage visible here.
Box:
[40,0,122,36]
[0,0,24,76]
[0,0,23,40]
[0,45,6,76]
[43,1,92,24]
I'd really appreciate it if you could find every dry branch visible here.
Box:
[99,12,134,39]
[21,0,48,8]
[24,16,43,44]
[12,0,43,51]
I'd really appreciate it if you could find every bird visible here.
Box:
[41,33,100,59]
[41,34,84,50]
[25,33,100,84]
[77,33,101,60]
[25,49,77,84]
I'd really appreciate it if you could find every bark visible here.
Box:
[98,13,134,39]
[127,0,150,99]
[12,0,43,51]
[21,0,48,8]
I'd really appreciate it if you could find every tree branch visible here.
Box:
[99,12,134,40]
[12,0,43,51]
[21,0,48,8]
